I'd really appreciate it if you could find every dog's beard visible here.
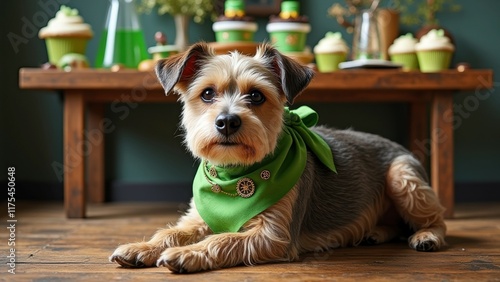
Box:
[181,96,284,167]
[182,111,277,167]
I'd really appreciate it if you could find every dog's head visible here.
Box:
[155,42,314,167]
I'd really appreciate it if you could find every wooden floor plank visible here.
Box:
[2,202,499,281]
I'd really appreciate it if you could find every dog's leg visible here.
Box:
[386,155,447,251]
[364,202,403,245]
[110,201,211,267]
[364,225,402,245]
[156,189,299,273]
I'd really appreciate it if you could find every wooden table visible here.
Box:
[19,68,493,218]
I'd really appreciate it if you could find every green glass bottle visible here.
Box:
[95,0,149,69]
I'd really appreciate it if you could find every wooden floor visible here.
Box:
[3,202,500,281]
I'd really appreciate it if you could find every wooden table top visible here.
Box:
[19,68,493,91]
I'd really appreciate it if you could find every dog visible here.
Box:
[110,42,446,273]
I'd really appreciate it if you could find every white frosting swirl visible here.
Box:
[415,29,454,52]
[39,7,93,38]
[313,32,349,54]
[388,33,417,54]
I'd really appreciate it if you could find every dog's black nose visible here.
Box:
[215,113,241,136]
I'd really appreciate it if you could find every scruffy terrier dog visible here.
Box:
[110,42,446,273]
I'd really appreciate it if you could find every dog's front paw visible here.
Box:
[409,230,444,252]
[157,247,216,273]
[110,242,161,268]
[364,231,385,245]
[363,226,399,246]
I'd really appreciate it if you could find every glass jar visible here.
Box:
[351,9,381,60]
[95,0,149,68]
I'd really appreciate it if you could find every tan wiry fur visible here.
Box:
[110,42,446,273]
[386,155,447,250]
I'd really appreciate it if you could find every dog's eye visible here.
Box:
[248,90,265,105]
[201,88,216,103]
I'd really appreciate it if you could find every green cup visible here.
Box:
[281,1,299,13]
[225,0,245,12]
[266,22,310,52]
[215,30,255,42]
[213,21,257,43]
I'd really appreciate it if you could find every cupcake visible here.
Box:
[415,29,454,72]
[212,0,257,43]
[313,32,349,72]
[266,1,311,53]
[388,33,419,71]
[39,5,93,65]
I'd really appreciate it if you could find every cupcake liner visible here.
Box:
[315,53,346,72]
[416,50,453,72]
[390,53,419,71]
[45,37,89,64]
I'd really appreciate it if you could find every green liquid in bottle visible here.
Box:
[95,29,149,69]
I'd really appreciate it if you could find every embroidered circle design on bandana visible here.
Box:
[236,178,255,198]
[260,170,271,180]
[211,184,221,193]
[202,161,256,198]
[209,166,218,178]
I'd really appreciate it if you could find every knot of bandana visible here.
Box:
[283,106,336,172]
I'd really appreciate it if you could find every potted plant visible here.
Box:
[139,0,216,51]
[392,0,461,40]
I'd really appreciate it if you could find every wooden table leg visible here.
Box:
[431,92,454,218]
[64,91,86,218]
[87,104,105,203]
[409,102,429,167]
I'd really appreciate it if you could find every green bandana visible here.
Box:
[193,106,336,233]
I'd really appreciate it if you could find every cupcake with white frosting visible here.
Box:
[313,32,349,72]
[415,29,454,72]
[389,33,419,71]
[39,5,93,64]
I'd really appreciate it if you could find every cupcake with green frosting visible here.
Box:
[38,5,93,65]
[266,1,311,53]
[212,0,257,43]
[313,32,349,72]
[415,29,454,72]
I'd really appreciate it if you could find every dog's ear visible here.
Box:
[155,42,214,95]
[256,44,314,104]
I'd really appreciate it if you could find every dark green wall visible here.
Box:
[2,0,499,196]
